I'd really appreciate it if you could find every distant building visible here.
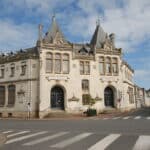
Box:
[145,89,150,107]
[0,16,136,118]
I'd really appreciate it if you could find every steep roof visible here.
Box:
[90,23,106,49]
[43,16,66,43]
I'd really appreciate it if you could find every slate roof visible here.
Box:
[43,16,66,43]
[90,24,107,49]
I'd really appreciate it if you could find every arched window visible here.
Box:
[8,85,16,106]
[106,57,111,74]
[0,86,5,106]
[62,54,69,73]
[55,53,61,73]
[112,58,118,75]
[99,56,105,75]
[46,53,53,73]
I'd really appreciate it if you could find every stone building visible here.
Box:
[0,16,136,118]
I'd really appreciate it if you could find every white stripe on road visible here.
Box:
[133,135,150,150]
[51,132,92,148]
[88,134,121,150]
[6,131,47,144]
[123,116,130,120]
[146,117,150,120]
[7,131,30,138]
[103,118,109,120]
[2,131,13,134]
[134,116,141,120]
[112,117,121,120]
[23,132,68,146]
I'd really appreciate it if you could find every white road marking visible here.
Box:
[7,131,30,138]
[146,117,150,120]
[133,135,150,150]
[88,134,121,150]
[103,118,109,120]
[134,116,141,120]
[6,131,47,144]
[112,117,121,120]
[2,131,13,134]
[123,116,130,120]
[51,132,92,148]
[23,132,68,146]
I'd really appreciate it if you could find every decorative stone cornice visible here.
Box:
[0,47,39,64]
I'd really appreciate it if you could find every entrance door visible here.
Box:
[51,86,64,109]
[104,87,114,107]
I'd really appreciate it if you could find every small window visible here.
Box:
[112,58,118,75]
[0,86,5,106]
[55,53,61,73]
[62,54,69,73]
[8,85,16,107]
[99,56,105,75]
[0,68,5,78]
[21,62,27,76]
[10,64,15,77]
[46,53,53,73]
[80,61,90,75]
[128,87,134,104]
[82,80,89,92]
[106,57,111,74]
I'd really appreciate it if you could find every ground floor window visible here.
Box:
[8,85,16,106]
[128,87,134,104]
[0,86,5,106]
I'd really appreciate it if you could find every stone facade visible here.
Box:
[0,17,136,118]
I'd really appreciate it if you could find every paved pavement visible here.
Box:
[0,107,150,150]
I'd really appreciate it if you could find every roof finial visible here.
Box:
[52,12,56,22]
[96,17,100,26]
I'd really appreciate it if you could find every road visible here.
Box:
[0,107,150,150]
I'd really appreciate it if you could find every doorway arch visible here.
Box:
[51,86,64,109]
[104,87,114,107]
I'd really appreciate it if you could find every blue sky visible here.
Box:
[0,0,150,89]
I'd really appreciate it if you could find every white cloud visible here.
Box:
[0,19,37,51]
[134,70,150,89]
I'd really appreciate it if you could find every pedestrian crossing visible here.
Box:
[1,129,150,150]
[83,116,150,121]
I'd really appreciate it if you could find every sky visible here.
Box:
[0,0,150,89]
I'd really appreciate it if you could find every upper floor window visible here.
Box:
[62,54,69,73]
[46,53,53,73]
[10,64,15,77]
[82,79,89,92]
[0,67,5,78]
[106,57,111,74]
[99,56,105,75]
[21,62,27,76]
[112,58,118,75]
[80,61,90,75]
[8,85,16,106]
[55,53,61,73]
[128,87,134,104]
[0,86,5,106]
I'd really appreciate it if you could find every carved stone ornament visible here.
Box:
[95,96,102,101]
[17,89,25,96]
[68,95,79,102]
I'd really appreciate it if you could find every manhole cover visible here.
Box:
[0,133,7,145]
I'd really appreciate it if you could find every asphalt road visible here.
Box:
[0,107,150,150]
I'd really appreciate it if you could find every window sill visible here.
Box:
[7,104,15,107]
[20,74,25,76]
